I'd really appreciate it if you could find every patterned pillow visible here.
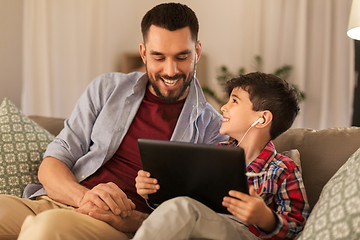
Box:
[296,147,360,240]
[0,98,54,197]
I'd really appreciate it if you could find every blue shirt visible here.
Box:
[24,72,227,198]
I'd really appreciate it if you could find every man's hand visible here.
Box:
[79,182,135,218]
[75,202,148,233]
[222,186,277,233]
[135,170,160,199]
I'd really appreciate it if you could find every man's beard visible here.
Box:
[146,65,195,102]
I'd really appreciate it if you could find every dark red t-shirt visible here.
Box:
[81,89,185,213]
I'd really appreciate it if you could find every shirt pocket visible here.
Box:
[260,178,278,204]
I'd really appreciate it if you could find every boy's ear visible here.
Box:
[256,111,272,128]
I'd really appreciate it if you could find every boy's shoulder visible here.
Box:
[271,151,300,173]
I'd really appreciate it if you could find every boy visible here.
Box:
[134,72,310,239]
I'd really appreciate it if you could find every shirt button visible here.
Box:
[81,175,85,179]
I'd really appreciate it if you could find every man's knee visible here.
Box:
[19,209,129,240]
[22,209,78,232]
[19,209,84,240]
[0,195,36,239]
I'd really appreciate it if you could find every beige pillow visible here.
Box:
[281,149,302,171]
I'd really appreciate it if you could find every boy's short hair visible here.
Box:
[141,3,199,42]
[225,72,300,139]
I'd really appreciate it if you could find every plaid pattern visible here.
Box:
[221,140,310,239]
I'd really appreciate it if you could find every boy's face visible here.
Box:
[139,25,201,102]
[220,87,260,141]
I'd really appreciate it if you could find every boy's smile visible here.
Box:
[220,87,259,141]
[222,117,229,122]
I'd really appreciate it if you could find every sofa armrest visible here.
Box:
[28,115,65,136]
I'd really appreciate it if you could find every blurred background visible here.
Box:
[1,0,358,130]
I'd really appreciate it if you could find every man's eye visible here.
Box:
[177,55,188,60]
[154,57,165,61]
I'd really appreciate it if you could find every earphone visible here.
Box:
[237,117,265,146]
[179,53,200,142]
[193,57,199,142]
[251,117,265,127]
[245,171,268,195]
[246,172,266,177]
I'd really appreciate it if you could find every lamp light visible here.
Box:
[348,0,360,40]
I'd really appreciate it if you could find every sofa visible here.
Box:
[29,116,360,239]
[1,100,360,238]
[27,115,360,210]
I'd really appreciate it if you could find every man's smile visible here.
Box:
[161,77,180,87]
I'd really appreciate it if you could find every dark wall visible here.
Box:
[353,40,360,126]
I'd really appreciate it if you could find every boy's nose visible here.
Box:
[220,105,226,113]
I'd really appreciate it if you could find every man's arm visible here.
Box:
[76,202,148,233]
[38,156,87,207]
[38,157,135,217]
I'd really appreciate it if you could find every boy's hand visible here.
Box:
[135,170,160,199]
[222,186,277,233]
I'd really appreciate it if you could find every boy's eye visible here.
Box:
[232,99,238,103]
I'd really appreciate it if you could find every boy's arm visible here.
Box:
[222,186,278,232]
[223,165,309,239]
[254,166,310,239]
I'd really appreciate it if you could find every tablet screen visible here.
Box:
[138,139,248,214]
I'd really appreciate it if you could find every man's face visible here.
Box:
[139,25,201,102]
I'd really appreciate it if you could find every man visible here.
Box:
[0,3,226,240]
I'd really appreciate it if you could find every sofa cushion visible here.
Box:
[274,127,360,209]
[296,147,360,239]
[0,98,54,197]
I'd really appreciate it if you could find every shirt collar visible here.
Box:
[247,141,276,173]
[218,139,277,173]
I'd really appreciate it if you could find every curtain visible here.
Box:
[189,0,355,129]
[22,0,109,117]
[22,0,355,129]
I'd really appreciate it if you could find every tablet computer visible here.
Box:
[137,138,248,214]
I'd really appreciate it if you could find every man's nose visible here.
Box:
[163,59,178,77]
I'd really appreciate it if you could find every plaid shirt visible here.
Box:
[221,140,310,239]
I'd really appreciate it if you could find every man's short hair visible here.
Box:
[225,72,300,139]
[141,3,199,42]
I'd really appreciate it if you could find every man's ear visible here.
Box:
[195,41,202,63]
[139,43,146,64]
